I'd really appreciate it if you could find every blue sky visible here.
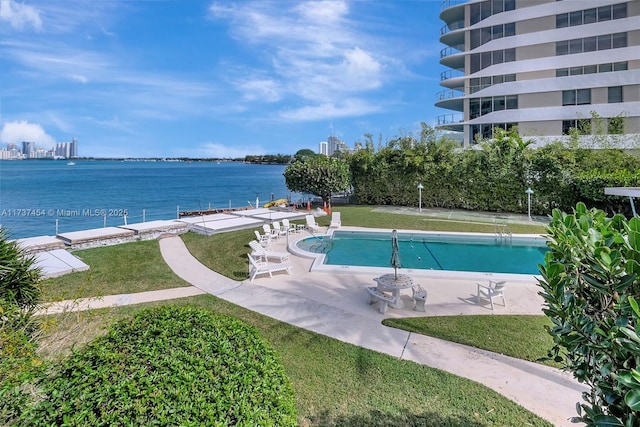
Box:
[0,0,446,158]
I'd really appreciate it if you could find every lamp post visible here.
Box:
[417,183,424,212]
[525,187,534,221]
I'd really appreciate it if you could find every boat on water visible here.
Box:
[67,161,76,166]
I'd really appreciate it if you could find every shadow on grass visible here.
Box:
[305,409,488,427]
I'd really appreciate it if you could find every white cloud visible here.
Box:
[196,142,267,158]
[279,99,381,122]
[0,121,56,146]
[209,0,389,121]
[70,74,88,84]
[238,78,281,102]
[0,0,42,30]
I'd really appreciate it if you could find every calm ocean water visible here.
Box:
[0,160,302,239]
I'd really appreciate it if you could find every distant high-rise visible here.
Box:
[70,137,78,158]
[436,0,640,147]
[22,141,35,158]
[319,141,328,156]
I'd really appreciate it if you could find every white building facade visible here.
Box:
[436,0,640,147]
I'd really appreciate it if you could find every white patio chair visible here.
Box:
[263,223,280,240]
[272,221,288,238]
[305,215,321,233]
[254,230,270,247]
[476,280,507,311]
[282,219,297,234]
[249,240,289,262]
[247,254,292,282]
[330,211,341,228]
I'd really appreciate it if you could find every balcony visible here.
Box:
[436,89,465,102]
[440,0,467,13]
[437,113,464,126]
[440,20,465,35]
[440,69,464,81]
[440,45,464,59]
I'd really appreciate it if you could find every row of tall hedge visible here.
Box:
[346,127,640,217]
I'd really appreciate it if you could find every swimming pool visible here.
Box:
[291,228,547,279]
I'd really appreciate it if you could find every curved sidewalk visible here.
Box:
[158,235,586,427]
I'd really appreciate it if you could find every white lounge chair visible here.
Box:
[476,280,507,311]
[249,240,290,262]
[263,223,280,240]
[247,254,292,282]
[305,215,321,233]
[272,221,288,238]
[282,219,297,234]
[330,211,341,228]
[254,230,270,247]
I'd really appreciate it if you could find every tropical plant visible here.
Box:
[20,306,297,426]
[0,229,43,425]
[539,203,640,426]
[284,155,350,204]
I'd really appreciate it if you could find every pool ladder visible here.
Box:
[494,223,512,245]
[305,229,331,253]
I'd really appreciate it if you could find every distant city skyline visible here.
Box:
[0,0,445,158]
[0,138,78,160]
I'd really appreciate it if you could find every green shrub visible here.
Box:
[539,203,640,425]
[0,228,44,425]
[20,306,297,426]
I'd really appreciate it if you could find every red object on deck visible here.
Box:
[307,200,311,210]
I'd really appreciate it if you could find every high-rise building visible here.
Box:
[436,0,640,147]
[22,141,35,158]
[70,137,78,158]
[319,141,329,156]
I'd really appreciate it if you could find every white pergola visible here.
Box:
[604,187,640,217]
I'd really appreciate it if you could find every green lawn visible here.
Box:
[40,239,190,302]
[40,295,553,426]
[35,205,558,425]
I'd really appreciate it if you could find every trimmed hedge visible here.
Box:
[20,306,297,426]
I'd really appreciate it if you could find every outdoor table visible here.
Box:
[374,273,414,309]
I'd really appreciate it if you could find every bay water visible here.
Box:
[1,160,302,239]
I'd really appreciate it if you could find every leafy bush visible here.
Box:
[20,306,297,426]
[0,228,43,425]
[539,203,640,426]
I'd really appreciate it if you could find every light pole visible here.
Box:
[525,187,534,221]
[417,183,424,212]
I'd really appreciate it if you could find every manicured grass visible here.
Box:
[39,295,553,426]
[34,205,558,425]
[181,228,255,281]
[383,315,558,367]
[40,240,190,302]
[333,205,547,235]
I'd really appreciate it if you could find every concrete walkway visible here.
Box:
[156,234,585,426]
[38,209,586,426]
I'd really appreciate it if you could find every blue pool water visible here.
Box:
[297,230,547,275]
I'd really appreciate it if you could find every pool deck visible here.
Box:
[39,207,586,426]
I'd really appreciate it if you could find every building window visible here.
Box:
[470,22,517,50]
[562,89,591,106]
[471,0,515,25]
[469,95,518,119]
[557,4,627,28]
[471,122,517,140]
[608,86,623,103]
[562,119,591,135]
[470,48,516,73]
[469,73,516,94]
[557,33,627,56]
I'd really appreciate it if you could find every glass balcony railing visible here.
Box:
[440,20,465,35]
[440,69,465,81]
[440,45,464,59]
[436,89,465,102]
[440,0,468,12]
[437,113,465,126]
